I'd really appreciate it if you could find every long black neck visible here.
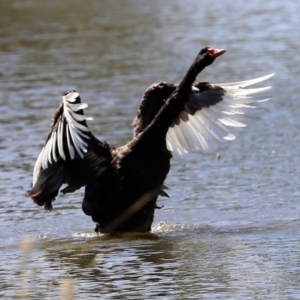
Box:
[175,52,214,99]
[134,51,216,149]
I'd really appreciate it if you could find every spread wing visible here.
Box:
[166,73,274,154]
[29,91,112,210]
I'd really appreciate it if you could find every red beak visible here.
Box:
[207,48,226,58]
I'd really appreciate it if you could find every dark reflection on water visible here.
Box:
[1,0,300,298]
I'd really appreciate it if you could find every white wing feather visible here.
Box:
[33,91,92,185]
[166,73,274,155]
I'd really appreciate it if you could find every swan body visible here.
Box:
[28,47,274,233]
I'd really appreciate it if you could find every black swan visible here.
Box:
[28,47,273,233]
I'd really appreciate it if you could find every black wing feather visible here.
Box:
[29,91,111,209]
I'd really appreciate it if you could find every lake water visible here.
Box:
[1,0,300,299]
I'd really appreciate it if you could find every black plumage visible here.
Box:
[29,47,273,233]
